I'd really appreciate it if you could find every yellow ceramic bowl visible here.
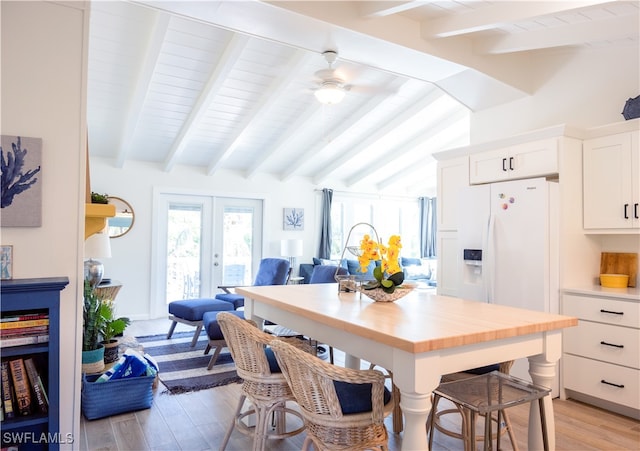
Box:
[600,274,629,288]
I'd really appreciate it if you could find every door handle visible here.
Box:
[509,157,514,171]
[635,203,639,219]
[502,158,507,172]
[624,203,629,219]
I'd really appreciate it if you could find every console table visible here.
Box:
[94,280,122,301]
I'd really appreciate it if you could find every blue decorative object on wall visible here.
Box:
[284,208,304,230]
[622,95,640,120]
[1,135,42,227]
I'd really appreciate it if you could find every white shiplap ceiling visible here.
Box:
[87,1,639,196]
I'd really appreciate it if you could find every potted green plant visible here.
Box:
[82,281,106,373]
[99,299,130,365]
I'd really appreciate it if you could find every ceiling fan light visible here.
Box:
[314,84,345,105]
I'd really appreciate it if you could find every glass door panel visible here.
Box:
[214,198,263,287]
[154,193,262,318]
[166,203,205,302]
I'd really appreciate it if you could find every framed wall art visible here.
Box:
[1,245,13,280]
[283,208,304,230]
[1,135,43,227]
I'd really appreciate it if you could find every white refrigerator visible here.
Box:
[457,177,559,393]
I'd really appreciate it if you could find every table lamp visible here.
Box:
[84,226,111,287]
[281,238,303,270]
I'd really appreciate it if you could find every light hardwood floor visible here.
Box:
[79,319,640,450]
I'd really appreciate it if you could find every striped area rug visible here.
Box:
[136,331,241,394]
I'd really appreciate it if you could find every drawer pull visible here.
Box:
[600,309,624,315]
[600,341,624,348]
[600,380,624,389]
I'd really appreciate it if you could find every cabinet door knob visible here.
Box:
[502,158,507,172]
[509,156,514,171]
[635,203,639,219]
[624,203,629,219]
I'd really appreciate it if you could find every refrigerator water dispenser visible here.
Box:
[463,249,483,285]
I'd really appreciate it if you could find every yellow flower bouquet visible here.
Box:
[358,233,406,294]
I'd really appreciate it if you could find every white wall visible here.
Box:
[1,1,88,447]
[90,158,328,319]
[471,45,640,141]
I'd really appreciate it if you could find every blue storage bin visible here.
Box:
[81,373,155,420]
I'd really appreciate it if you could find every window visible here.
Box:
[330,195,420,259]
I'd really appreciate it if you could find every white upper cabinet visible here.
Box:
[583,130,639,231]
[469,138,559,184]
[437,156,468,231]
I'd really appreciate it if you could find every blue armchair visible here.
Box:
[166,258,290,347]
[216,258,291,308]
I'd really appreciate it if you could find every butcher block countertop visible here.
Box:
[237,283,578,354]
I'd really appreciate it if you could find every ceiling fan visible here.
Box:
[311,50,400,105]
[313,50,350,105]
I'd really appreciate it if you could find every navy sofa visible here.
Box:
[299,257,434,285]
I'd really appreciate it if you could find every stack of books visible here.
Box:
[1,358,49,420]
[0,313,49,348]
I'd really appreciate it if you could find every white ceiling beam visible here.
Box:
[163,33,249,172]
[115,12,170,168]
[312,87,445,184]
[421,1,616,38]
[476,13,640,54]
[244,103,322,179]
[357,1,426,18]
[206,50,313,176]
[279,77,411,182]
[347,109,468,187]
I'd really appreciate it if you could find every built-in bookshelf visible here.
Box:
[1,277,68,451]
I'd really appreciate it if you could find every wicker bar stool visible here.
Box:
[428,370,551,451]
[217,311,308,451]
[270,339,394,451]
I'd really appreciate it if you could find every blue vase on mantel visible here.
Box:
[82,344,105,374]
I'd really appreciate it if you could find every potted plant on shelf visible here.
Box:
[82,281,106,373]
[99,299,130,365]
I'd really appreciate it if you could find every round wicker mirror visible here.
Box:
[107,196,135,238]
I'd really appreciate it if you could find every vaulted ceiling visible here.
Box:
[87,1,639,196]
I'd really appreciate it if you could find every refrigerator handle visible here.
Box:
[485,213,496,303]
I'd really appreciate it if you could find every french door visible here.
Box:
[153,192,263,318]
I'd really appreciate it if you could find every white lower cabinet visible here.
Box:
[562,292,640,416]
[563,354,639,410]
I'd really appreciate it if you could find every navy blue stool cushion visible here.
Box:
[203,310,245,339]
[215,293,245,309]
[264,347,281,373]
[464,364,500,375]
[169,298,234,321]
[333,381,392,415]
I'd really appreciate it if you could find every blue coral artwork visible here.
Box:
[1,135,42,227]
[283,208,304,231]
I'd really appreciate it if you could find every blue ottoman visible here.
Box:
[214,292,245,309]
[202,310,245,369]
[167,298,235,347]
